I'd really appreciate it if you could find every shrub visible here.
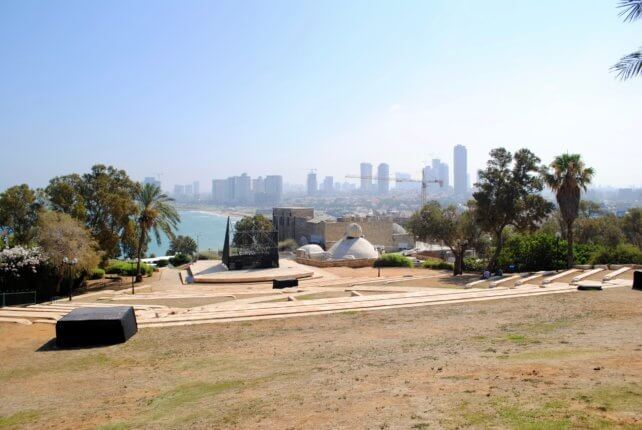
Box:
[105,261,153,277]
[463,258,486,273]
[155,259,169,268]
[497,233,566,272]
[169,253,191,267]
[373,253,413,268]
[197,250,219,260]
[421,257,453,270]
[278,239,298,252]
[589,244,642,265]
[89,268,105,279]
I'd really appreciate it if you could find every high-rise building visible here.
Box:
[265,175,283,205]
[192,181,200,198]
[211,179,227,204]
[143,176,161,189]
[377,163,389,195]
[173,184,185,198]
[360,162,373,193]
[252,176,266,194]
[454,145,468,196]
[307,172,317,196]
[236,173,252,204]
[322,176,334,194]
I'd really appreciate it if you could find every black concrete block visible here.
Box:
[273,278,298,289]
[634,271,642,291]
[56,306,137,348]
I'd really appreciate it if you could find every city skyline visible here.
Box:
[2,1,642,191]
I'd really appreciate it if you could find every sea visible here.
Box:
[146,210,240,256]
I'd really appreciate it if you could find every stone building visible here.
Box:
[273,207,414,251]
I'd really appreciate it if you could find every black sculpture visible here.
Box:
[222,217,279,270]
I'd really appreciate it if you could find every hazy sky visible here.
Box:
[1,0,641,191]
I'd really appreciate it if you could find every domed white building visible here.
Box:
[296,244,326,260]
[326,223,379,260]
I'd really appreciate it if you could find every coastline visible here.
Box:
[176,204,255,219]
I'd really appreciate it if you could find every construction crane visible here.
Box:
[345,170,443,206]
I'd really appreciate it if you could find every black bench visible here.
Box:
[56,306,138,348]
[634,271,642,291]
[273,278,298,289]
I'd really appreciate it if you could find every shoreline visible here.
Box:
[176,205,255,219]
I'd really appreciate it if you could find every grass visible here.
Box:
[147,380,243,414]
[0,410,40,428]
[501,348,600,361]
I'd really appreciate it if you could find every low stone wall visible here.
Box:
[295,257,376,268]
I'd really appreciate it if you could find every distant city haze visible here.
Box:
[1,1,641,191]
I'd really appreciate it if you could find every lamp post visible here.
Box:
[555,232,561,271]
[63,257,78,301]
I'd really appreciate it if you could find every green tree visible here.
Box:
[45,174,87,220]
[233,215,274,249]
[168,235,198,256]
[36,211,101,293]
[541,154,595,268]
[46,165,139,260]
[407,202,484,275]
[0,184,42,245]
[612,0,642,80]
[473,148,553,271]
[575,215,624,248]
[621,207,641,248]
[133,183,179,282]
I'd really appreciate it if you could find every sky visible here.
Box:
[1,0,641,192]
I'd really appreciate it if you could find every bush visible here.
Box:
[463,258,486,273]
[155,259,169,268]
[105,261,153,277]
[373,253,413,268]
[422,257,453,270]
[278,239,298,252]
[89,268,105,279]
[169,253,191,267]
[589,244,642,265]
[197,250,219,260]
[497,233,566,272]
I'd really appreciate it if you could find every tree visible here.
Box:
[45,174,87,220]
[473,148,553,271]
[36,211,101,293]
[233,215,274,249]
[407,202,483,275]
[168,235,198,256]
[0,184,42,245]
[46,165,139,260]
[134,183,179,282]
[620,208,641,248]
[575,216,624,248]
[541,154,595,268]
[612,0,642,80]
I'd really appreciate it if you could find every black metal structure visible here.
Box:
[222,217,279,270]
[273,278,298,289]
[634,270,642,291]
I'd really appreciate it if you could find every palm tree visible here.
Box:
[541,154,594,268]
[134,184,179,283]
[612,0,642,80]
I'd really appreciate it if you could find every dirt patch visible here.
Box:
[0,288,641,429]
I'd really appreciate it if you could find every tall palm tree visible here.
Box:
[612,0,642,80]
[134,183,180,282]
[541,154,594,268]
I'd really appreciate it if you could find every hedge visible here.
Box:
[105,261,153,277]
[373,253,413,268]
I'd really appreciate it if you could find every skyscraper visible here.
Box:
[360,162,372,193]
[192,181,200,198]
[377,163,389,195]
[265,175,283,205]
[307,172,317,196]
[454,145,468,196]
[322,176,334,194]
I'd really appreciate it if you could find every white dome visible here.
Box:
[296,244,326,259]
[328,237,379,260]
[298,244,323,253]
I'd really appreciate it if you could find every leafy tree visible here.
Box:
[45,165,139,260]
[612,0,642,80]
[36,211,101,293]
[578,200,605,219]
[168,235,198,256]
[0,184,42,245]
[45,174,86,220]
[407,202,484,275]
[575,215,624,248]
[133,184,179,282]
[621,208,641,248]
[541,154,594,268]
[233,215,274,249]
[473,148,553,271]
